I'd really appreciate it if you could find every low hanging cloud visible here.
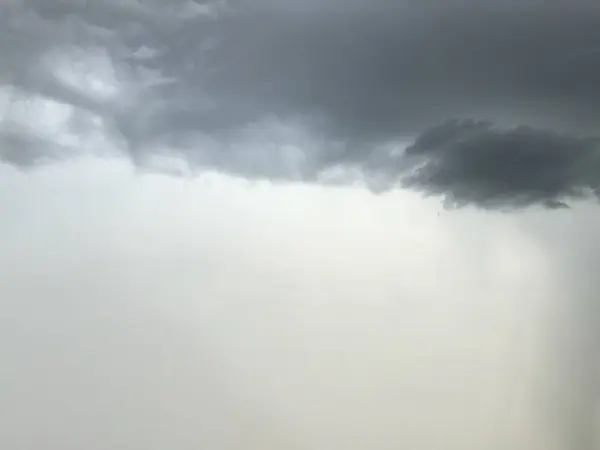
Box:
[401,120,600,209]
[2,0,600,209]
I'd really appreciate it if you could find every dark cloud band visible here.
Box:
[2,0,600,212]
[401,120,600,209]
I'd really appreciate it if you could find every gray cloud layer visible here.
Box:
[2,0,600,208]
[0,0,600,207]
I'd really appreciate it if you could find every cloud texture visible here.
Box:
[403,120,600,209]
[2,0,600,207]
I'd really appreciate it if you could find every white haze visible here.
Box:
[2,156,598,450]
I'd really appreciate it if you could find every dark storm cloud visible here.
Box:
[401,120,600,209]
[2,0,600,209]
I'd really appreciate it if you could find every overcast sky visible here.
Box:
[2,1,600,450]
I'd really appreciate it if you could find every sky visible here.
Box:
[1,1,600,450]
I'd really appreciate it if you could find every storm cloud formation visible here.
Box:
[402,120,600,209]
[2,0,600,208]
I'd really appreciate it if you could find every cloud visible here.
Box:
[3,1,600,194]
[400,120,600,209]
